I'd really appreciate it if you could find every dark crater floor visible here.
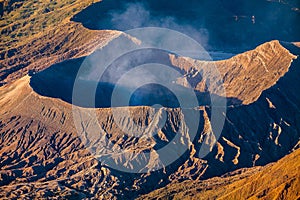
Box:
[30,48,238,108]
[72,0,300,51]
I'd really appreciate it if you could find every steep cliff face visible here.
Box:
[0,75,207,198]
[0,0,299,199]
[171,40,297,105]
[140,148,300,200]
[0,0,108,86]
[1,0,299,87]
[0,23,120,86]
[158,41,300,180]
[0,40,299,199]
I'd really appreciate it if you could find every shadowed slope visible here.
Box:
[139,148,300,200]
[72,0,300,50]
[29,40,295,109]
[0,41,299,199]
[0,0,120,86]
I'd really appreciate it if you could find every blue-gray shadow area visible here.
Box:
[29,49,241,108]
[71,0,300,51]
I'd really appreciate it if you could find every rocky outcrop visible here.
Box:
[140,148,300,200]
[171,40,297,105]
[0,41,299,199]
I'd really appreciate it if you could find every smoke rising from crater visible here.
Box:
[108,2,209,48]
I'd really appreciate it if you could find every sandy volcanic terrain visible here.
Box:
[0,38,299,198]
[0,0,299,199]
